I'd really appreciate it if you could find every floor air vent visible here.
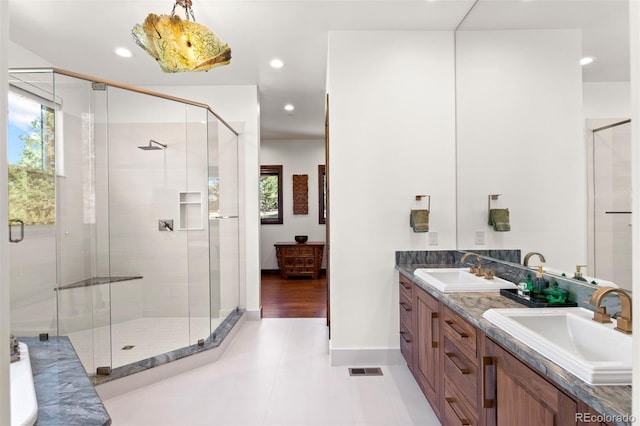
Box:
[348,367,383,376]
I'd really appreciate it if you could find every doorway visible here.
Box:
[258,137,328,319]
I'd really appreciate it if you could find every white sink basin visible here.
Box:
[483,307,632,385]
[414,268,518,293]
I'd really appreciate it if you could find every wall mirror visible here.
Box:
[454,0,632,290]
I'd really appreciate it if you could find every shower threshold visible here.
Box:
[65,309,245,386]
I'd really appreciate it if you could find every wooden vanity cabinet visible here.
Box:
[442,305,481,425]
[399,274,414,370]
[399,275,615,426]
[576,401,616,426]
[482,336,578,426]
[414,285,442,418]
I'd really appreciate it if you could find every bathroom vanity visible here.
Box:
[396,264,632,426]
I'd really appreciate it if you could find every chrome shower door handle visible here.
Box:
[9,219,25,243]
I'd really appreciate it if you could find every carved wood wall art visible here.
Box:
[292,174,308,214]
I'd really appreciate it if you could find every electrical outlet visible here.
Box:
[429,232,438,245]
[475,231,485,245]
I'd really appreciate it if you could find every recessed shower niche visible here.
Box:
[7,68,241,378]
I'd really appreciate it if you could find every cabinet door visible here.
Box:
[483,338,577,426]
[576,401,616,426]
[414,286,441,417]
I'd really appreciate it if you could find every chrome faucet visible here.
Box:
[461,253,483,276]
[589,287,632,334]
[523,252,546,267]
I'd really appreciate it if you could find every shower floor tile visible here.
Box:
[103,318,441,426]
[65,317,224,372]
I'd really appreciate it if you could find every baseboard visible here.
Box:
[245,308,261,321]
[329,347,404,366]
[96,314,245,400]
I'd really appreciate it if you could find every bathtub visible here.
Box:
[10,342,38,426]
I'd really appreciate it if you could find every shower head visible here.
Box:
[138,139,167,151]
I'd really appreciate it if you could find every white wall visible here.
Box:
[583,82,631,118]
[260,139,326,270]
[327,31,457,363]
[456,30,586,272]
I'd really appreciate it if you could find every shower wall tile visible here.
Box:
[107,120,207,320]
[219,219,242,315]
[110,280,144,323]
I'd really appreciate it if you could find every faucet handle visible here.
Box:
[615,316,633,334]
[592,306,612,324]
[484,270,494,280]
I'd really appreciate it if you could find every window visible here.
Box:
[318,165,326,224]
[260,165,283,224]
[8,90,56,225]
[208,175,220,218]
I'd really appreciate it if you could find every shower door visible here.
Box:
[591,119,632,290]
[106,87,196,367]
[7,70,114,375]
[7,72,59,339]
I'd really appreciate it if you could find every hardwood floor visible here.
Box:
[261,272,327,318]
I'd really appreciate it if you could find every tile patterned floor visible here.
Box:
[103,318,441,426]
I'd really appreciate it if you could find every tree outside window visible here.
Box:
[260,165,283,224]
[8,91,56,226]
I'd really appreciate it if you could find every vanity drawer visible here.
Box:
[443,336,478,412]
[443,379,477,426]
[399,292,412,331]
[443,306,477,361]
[399,274,413,300]
[399,321,413,368]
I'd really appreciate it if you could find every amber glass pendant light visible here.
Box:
[132,0,231,73]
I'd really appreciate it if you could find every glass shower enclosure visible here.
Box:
[589,119,632,291]
[8,68,241,376]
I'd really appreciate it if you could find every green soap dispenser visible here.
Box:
[543,282,569,304]
[525,274,534,295]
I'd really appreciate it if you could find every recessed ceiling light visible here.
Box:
[580,56,595,66]
[114,47,133,58]
[270,59,284,69]
[284,104,295,112]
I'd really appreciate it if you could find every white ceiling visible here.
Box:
[8,0,630,140]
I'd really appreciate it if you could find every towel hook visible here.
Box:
[488,194,501,214]
[415,194,431,210]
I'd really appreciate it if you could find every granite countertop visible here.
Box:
[397,264,633,426]
[19,336,111,426]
